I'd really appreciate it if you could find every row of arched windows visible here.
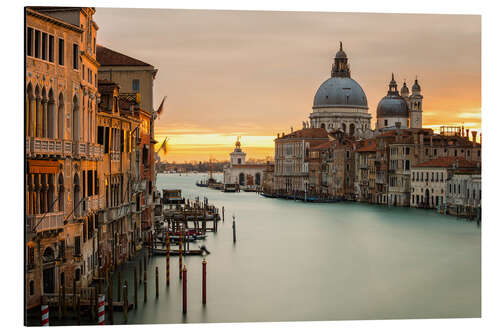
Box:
[26,82,96,143]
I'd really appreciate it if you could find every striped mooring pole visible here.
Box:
[41,304,49,326]
[179,227,183,280]
[98,294,105,325]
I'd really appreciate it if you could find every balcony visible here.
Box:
[27,211,65,234]
[26,137,64,157]
[73,141,88,158]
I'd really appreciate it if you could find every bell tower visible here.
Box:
[409,77,423,128]
[229,136,246,167]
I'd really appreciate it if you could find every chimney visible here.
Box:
[471,131,477,147]
[291,127,293,133]
[466,129,470,139]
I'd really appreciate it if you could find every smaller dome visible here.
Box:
[412,79,421,92]
[377,95,409,118]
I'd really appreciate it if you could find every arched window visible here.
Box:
[26,83,34,136]
[349,124,355,136]
[255,173,261,185]
[72,95,80,141]
[58,93,64,139]
[73,173,80,217]
[342,123,346,133]
[35,85,42,137]
[29,280,35,295]
[47,89,56,138]
[58,173,64,212]
[321,123,325,129]
[41,87,48,137]
[239,173,245,186]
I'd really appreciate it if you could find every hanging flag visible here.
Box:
[158,137,168,155]
[155,96,167,116]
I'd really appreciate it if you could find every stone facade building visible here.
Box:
[25,6,102,310]
[410,156,479,210]
[273,128,330,197]
[96,45,158,245]
[25,7,160,312]
[446,168,481,217]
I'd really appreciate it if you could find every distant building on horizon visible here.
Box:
[223,137,267,190]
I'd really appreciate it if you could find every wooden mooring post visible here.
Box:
[76,293,81,326]
[202,258,207,305]
[108,278,114,325]
[139,258,143,284]
[117,271,122,302]
[144,270,148,302]
[222,206,225,222]
[123,281,129,323]
[232,215,236,243]
[134,266,138,308]
[166,231,170,286]
[179,227,183,280]
[182,265,187,314]
[155,266,159,298]
[58,285,63,320]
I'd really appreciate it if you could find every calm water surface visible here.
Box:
[36,173,480,325]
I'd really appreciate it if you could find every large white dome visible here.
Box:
[313,77,368,109]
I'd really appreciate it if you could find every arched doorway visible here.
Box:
[320,123,325,129]
[72,95,80,141]
[342,123,346,133]
[42,247,55,293]
[425,189,430,207]
[239,173,245,186]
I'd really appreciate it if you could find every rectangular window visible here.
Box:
[34,30,40,58]
[48,35,54,62]
[132,79,140,92]
[87,170,92,196]
[41,32,47,60]
[72,43,79,69]
[74,236,81,256]
[104,127,110,153]
[27,27,33,56]
[58,38,64,65]
[97,126,104,145]
[82,64,85,80]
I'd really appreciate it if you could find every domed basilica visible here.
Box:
[306,42,423,138]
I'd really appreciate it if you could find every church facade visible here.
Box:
[223,138,267,190]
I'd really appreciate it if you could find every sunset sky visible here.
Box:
[94,9,481,162]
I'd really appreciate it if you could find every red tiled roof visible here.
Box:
[97,45,152,67]
[414,156,480,169]
[357,139,376,152]
[311,141,333,150]
[278,128,329,139]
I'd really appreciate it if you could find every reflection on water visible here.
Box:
[31,173,481,325]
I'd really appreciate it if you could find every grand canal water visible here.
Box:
[30,172,480,325]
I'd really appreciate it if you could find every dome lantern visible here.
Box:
[331,41,351,78]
